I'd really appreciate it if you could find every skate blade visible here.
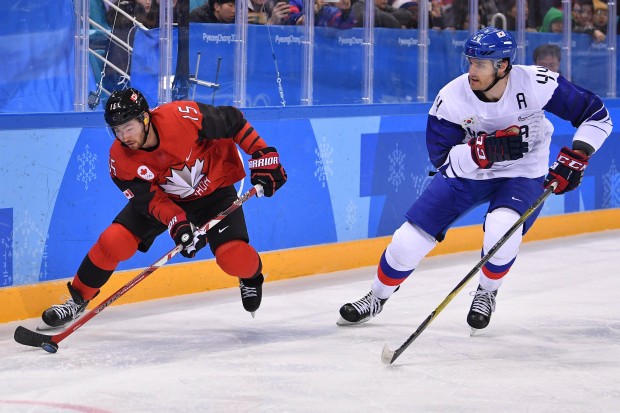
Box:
[336,316,369,326]
[36,321,64,332]
[250,311,255,318]
[336,316,352,326]
[470,327,482,337]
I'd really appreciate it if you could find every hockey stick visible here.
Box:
[14,184,263,354]
[381,182,557,364]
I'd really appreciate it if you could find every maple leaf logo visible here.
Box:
[160,159,207,198]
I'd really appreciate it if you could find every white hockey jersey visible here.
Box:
[427,65,612,180]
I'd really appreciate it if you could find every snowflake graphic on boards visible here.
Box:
[12,210,49,280]
[76,144,98,190]
[160,159,208,198]
[602,159,620,208]
[388,143,405,192]
[410,164,434,197]
[345,199,358,231]
[314,136,334,188]
[1,235,12,286]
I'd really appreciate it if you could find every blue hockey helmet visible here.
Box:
[463,27,517,65]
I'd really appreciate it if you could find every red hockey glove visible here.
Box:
[544,147,590,194]
[249,147,287,197]
[469,125,528,169]
[168,214,207,258]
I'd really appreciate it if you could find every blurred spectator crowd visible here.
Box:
[93,0,618,37]
[90,0,618,95]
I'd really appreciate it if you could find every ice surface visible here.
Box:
[1,231,619,413]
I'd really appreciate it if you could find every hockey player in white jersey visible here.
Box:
[337,27,612,332]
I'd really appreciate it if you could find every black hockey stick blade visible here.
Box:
[13,185,263,354]
[14,326,59,353]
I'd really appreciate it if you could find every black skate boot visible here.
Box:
[337,287,398,326]
[239,273,264,317]
[38,282,90,331]
[467,285,498,334]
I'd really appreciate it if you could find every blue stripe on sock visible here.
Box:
[482,256,516,274]
[379,252,414,281]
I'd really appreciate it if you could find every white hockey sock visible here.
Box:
[371,277,399,300]
[479,274,503,292]
[370,222,436,300]
[478,207,523,292]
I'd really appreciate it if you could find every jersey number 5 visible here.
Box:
[109,158,117,176]
[178,105,199,121]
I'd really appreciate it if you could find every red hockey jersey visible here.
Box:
[109,101,267,226]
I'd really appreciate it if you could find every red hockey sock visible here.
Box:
[72,223,140,299]
[71,275,100,301]
[89,223,140,270]
[215,240,261,279]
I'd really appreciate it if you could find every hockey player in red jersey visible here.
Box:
[39,88,287,330]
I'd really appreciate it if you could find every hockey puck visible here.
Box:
[41,341,59,354]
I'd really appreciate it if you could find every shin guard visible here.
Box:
[480,208,522,290]
[73,223,140,299]
[215,240,261,279]
[375,222,435,297]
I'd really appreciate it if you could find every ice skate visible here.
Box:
[239,273,264,317]
[38,282,89,331]
[337,288,397,326]
[467,285,498,336]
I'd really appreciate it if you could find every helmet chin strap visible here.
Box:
[139,123,150,149]
[137,113,151,149]
[482,66,510,93]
